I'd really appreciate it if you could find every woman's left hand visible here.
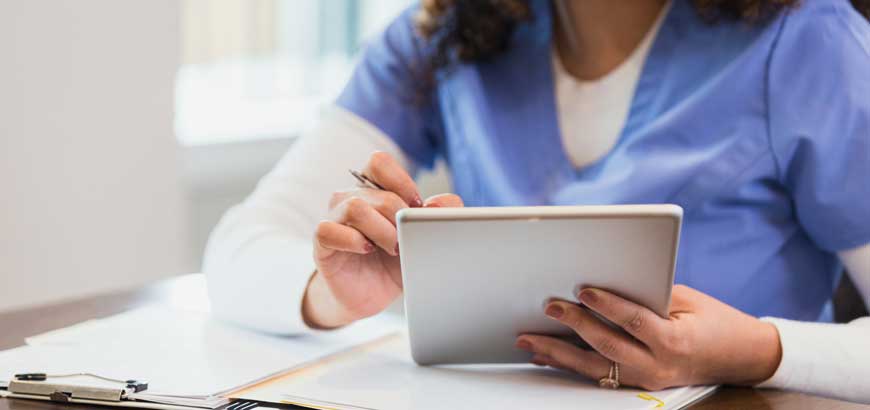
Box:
[516,285,783,390]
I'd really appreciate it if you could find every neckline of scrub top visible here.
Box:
[551,0,672,170]
[525,0,686,182]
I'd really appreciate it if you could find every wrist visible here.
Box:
[737,319,783,385]
[301,270,358,330]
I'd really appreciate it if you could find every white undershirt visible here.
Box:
[553,0,663,169]
[203,8,870,402]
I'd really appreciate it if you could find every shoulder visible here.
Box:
[772,0,870,64]
[381,5,422,43]
[767,1,870,113]
[765,1,870,178]
[341,5,433,105]
[362,5,431,68]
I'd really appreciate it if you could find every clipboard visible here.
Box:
[0,373,170,408]
[0,373,290,410]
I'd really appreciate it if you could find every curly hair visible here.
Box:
[415,0,870,71]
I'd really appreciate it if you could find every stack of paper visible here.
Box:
[1,301,716,410]
[234,334,717,410]
[0,306,402,409]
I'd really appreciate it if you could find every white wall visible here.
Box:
[0,1,190,312]
[0,0,451,313]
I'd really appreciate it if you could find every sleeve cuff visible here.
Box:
[206,233,320,335]
[756,317,799,389]
[755,317,870,404]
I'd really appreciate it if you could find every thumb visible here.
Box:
[423,193,464,208]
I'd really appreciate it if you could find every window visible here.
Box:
[176,0,411,146]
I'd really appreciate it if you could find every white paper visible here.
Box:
[1,303,715,410]
[239,334,716,410]
[1,306,402,399]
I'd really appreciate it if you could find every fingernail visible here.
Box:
[515,339,532,351]
[363,242,375,253]
[580,289,598,304]
[424,202,441,208]
[545,304,564,319]
[411,195,423,207]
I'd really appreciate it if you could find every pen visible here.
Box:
[348,169,385,191]
[350,169,424,209]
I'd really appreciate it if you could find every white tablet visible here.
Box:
[396,204,682,365]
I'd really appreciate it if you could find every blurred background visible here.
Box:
[0,0,444,312]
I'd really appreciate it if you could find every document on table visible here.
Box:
[0,305,403,408]
[0,302,715,410]
[233,334,717,410]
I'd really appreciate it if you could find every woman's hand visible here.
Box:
[303,151,463,329]
[516,285,782,390]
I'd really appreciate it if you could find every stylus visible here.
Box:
[349,169,385,190]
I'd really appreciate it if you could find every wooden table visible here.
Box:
[1,275,867,410]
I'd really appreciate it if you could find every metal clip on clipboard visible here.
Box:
[3,374,274,409]
[7,373,148,404]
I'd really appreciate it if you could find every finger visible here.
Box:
[522,337,670,391]
[529,354,549,367]
[530,354,573,372]
[330,189,408,225]
[423,193,464,208]
[544,301,653,366]
[366,190,408,226]
[314,221,374,255]
[332,197,398,256]
[364,151,422,207]
[577,288,670,348]
[516,335,611,380]
[531,354,581,373]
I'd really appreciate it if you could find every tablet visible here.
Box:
[396,204,682,365]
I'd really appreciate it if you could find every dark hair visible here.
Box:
[415,0,870,71]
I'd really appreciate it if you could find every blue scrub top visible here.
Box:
[337,0,870,321]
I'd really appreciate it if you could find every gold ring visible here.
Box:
[598,362,620,389]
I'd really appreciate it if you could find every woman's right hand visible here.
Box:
[302,151,463,329]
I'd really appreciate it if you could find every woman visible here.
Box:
[204,0,870,403]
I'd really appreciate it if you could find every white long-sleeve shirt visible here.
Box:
[204,8,870,402]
